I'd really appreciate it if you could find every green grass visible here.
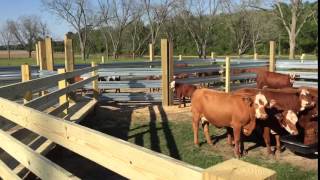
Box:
[127,120,317,180]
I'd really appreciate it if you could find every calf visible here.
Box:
[145,75,161,92]
[256,70,297,89]
[191,88,269,158]
[107,76,121,93]
[234,88,315,155]
[170,81,196,108]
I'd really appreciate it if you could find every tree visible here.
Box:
[98,0,135,59]
[43,0,93,61]
[0,21,14,60]
[7,15,49,58]
[142,0,175,54]
[178,0,222,58]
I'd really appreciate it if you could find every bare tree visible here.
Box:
[222,0,252,56]
[0,21,14,60]
[42,0,92,61]
[7,16,49,58]
[250,0,318,59]
[99,0,135,59]
[178,0,222,58]
[142,0,175,52]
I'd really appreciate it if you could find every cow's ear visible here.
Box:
[242,97,253,107]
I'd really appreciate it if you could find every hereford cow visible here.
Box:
[234,88,316,156]
[191,88,269,158]
[256,70,297,89]
[170,81,197,108]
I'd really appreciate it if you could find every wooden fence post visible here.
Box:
[269,41,275,72]
[211,52,215,59]
[149,43,154,61]
[92,62,99,100]
[64,35,74,72]
[35,43,40,66]
[38,40,47,71]
[179,54,182,61]
[254,53,258,60]
[58,68,68,114]
[101,56,105,64]
[45,37,54,71]
[202,159,276,180]
[225,56,230,93]
[21,64,32,104]
[161,39,174,106]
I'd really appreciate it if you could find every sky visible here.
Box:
[0,0,73,40]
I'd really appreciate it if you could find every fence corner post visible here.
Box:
[45,36,54,71]
[179,54,182,61]
[35,43,40,66]
[269,41,275,72]
[254,53,258,60]
[58,68,68,114]
[101,56,105,64]
[21,64,32,104]
[91,61,99,100]
[225,56,230,93]
[161,39,174,106]
[38,40,47,71]
[64,35,74,72]
[211,52,215,59]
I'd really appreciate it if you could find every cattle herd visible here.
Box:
[171,69,318,158]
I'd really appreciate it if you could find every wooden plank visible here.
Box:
[0,67,97,99]
[58,69,68,114]
[35,43,40,66]
[202,158,276,180]
[97,80,161,89]
[0,97,204,180]
[64,35,74,72]
[269,41,275,72]
[161,39,174,106]
[68,99,97,123]
[0,159,21,180]
[45,37,54,71]
[92,62,99,99]
[21,64,32,103]
[24,75,97,109]
[47,102,69,116]
[0,129,79,180]
[225,57,230,93]
[38,40,47,71]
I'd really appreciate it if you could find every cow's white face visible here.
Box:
[254,93,268,120]
[299,88,315,111]
[282,110,299,135]
[170,81,175,89]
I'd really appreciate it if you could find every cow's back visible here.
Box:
[256,71,292,88]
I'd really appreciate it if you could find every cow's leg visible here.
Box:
[183,97,186,107]
[203,122,213,146]
[226,127,234,146]
[275,134,281,159]
[178,92,182,108]
[192,112,200,147]
[263,127,272,155]
[232,124,241,158]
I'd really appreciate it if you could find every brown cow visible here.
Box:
[174,73,189,79]
[256,70,297,89]
[170,81,197,108]
[145,75,161,92]
[175,63,188,68]
[191,88,269,158]
[234,88,316,156]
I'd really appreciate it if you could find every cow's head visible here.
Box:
[170,81,176,89]
[275,110,299,135]
[253,92,269,120]
[289,73,296,84]
[299,88,316,111]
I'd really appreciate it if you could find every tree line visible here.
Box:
[0,0,318,60]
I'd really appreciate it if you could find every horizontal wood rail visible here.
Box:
[0,66,98,100]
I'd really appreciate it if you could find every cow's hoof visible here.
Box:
[274,150,281,160]
[194,143,200,148]
[242,150,248,156]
